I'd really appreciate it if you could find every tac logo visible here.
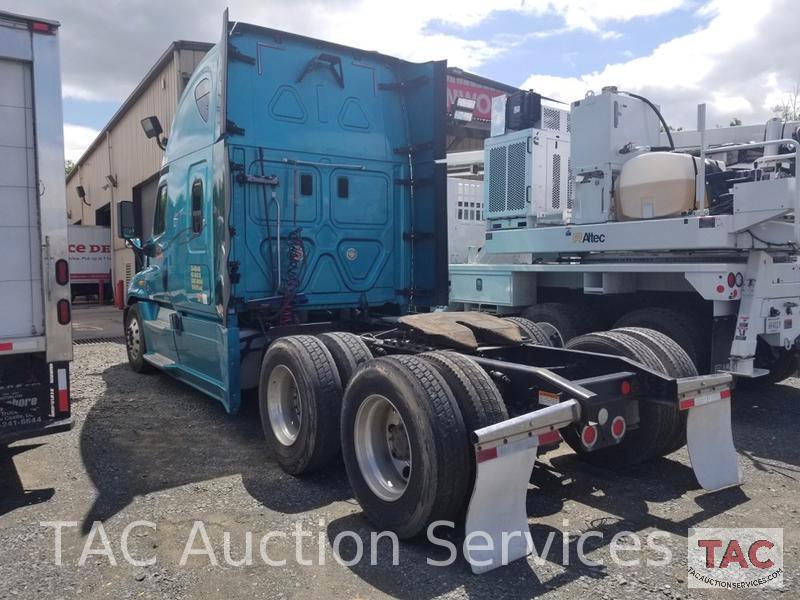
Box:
[687,528,783,589]
[569,231,606,244]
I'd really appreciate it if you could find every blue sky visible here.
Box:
[12,0,795,162]
[425,5,707,86]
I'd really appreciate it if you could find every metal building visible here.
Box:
[65,40,514,300]
[64,41,212,292]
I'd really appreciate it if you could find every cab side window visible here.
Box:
[153,184,168,237]
[191,179,204,233]
[194,78,211,123]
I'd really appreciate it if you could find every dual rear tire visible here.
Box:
[259,333,508,538]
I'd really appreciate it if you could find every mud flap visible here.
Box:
[678,375,741,491]
[464,400,580,574]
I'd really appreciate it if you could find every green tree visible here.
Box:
[65,159,75,178]
[729,117,742,126]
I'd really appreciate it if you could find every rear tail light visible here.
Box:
[611,416,626,440]
[727,272,736,288]
[55,259,69,285]
[581,424,598,448]
[57,299,71,325]
[30,21,56,34]
[620,380,631,395]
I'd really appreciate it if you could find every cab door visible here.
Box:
[140,180,179,362]
[174,161,222,383]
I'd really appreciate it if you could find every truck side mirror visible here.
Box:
[117,200,137,240]
[141,116,167,150]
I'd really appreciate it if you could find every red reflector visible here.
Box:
[581,425,597,447]
[55,259,69,285]
[0,342,12,351]
[31,22,54,34]
[716,284,725,293]
[620,380,631,395]
[56,368,69,412]
[611,416,626,439]
[57,299,71,325]
[727,272,736,288]
[679,398,695,410]
[57,389,69,412]
[720,388,731,399]
[476,447,498,463]
[538,430,561,446]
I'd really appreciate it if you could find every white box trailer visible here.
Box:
[0,11,72,443]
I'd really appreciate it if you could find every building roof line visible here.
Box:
[66,39,213,183]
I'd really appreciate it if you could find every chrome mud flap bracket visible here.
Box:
[677,373,742,492]
[464,400,580,574]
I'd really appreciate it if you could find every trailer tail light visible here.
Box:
[620,380,631,395]
[57,299,71,325]
[55,259,69,285]
[56,368,69,413]
[581,424,598,448]
[727,272,736,288]
[611,416,626,440]
[30,21,56,34]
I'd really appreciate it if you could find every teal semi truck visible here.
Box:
[118,12,741,573]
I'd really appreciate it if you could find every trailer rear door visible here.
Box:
[0,57,43,339]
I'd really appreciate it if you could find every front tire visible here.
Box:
[124,304,153,373]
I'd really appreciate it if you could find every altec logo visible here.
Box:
[569,231,606,244]
[687,528,783,589]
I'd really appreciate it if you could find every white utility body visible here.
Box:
[451,86,800,379]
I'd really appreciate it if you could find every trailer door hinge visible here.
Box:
[236,173,280,186]
[394,141,433,155]
[228,43,256,64]
[228,261,241,284]
[229,161,244,173]
[226,119,246,136]
[378,75,429,92]
[395,177,433,187]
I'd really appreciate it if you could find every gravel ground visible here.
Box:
[1,342,798,599]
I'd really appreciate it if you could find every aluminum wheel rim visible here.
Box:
[354,394,411,502]
[126,317,141,360]
[267,364,302,446]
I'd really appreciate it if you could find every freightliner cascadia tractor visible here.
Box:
[118,12,740,573]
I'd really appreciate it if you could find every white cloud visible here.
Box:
[521,0,800,128]
[63,124,100,162]
[4,0,688,102]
